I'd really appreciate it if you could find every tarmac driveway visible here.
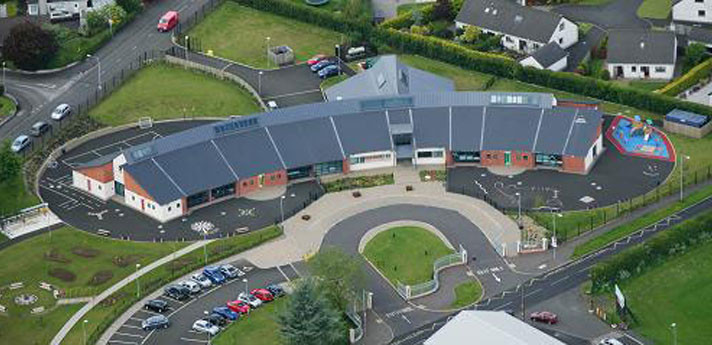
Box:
[552,0,652,29]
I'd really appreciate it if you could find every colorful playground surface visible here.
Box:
[606,115,675,162]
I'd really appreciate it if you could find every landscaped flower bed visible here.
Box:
[322,174,394,192]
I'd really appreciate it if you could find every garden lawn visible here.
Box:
[188,3,342,68]
[363,226,454,285]
[613,80,669,92]
[320,74,348,90]
[286,0,347,13]
[0,95,17,118]
[451,280,483,309]
[397,2,431,15]
[0,173,40,216]
[637,0,671,19]
[619,240,712,345]
[89,63,260,126]
[0,303,84,345]
[213,296,288,345]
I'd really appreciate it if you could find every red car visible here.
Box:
[307,54,327,66]
[226,300,251,314]
[157,11,179,32]
[250,288,274,302]
[530,311,558,324]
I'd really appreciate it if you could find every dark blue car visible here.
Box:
[212,306,239,321]
[203,266,226,285]
[310,59,334,72]
[318,65,339,79]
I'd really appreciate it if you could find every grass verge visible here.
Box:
[0,303,84,345]
[450,280,483,309]
[0,95,17,118]
[636,0,671,19]
[320,74,348,90]
[363,226,454,285]
[188,2,342,68]
[89,63,261,126]
[0,172,40,216]
[213,296,288,345]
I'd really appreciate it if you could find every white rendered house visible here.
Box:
[606,30,677,80]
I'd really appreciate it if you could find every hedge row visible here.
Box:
[590,212,712,292]
[657,57,712,97]
[380,4,434,29]
[230,0,712,117]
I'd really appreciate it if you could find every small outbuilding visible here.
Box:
[519,42,569,71]
[664,108,712,138]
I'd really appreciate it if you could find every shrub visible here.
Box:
[116,0,142,14]
[49,268,77,282]
[460,25,480,43]
[88,270,114,286]
[658,57,712,97]
[684,43,707,73]
[2,22,58,70]
[410,25,430,36]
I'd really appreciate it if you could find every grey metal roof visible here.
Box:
[332,111,392,154]
[482,106,541,151]
[388,108,411,124]
[456,0,565,43]
[529,42,568,68]
[688,27,712,45]
[451,106,485,152]
[564,108,602,156]
[413,107,449,148]
[324,55,455,101]
[268,117,344,168]
[212,128,284,178]
[75,152,120,169]
[534,108,573,154]
[607,30,677,64]
[124,159,184,204]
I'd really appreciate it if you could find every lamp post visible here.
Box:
[202,230,208,265]
[185,36,190,66]
[551,212,562,261]
[135,263,141,297]
[679,154,690,201]
[82,319,88,345]
[335,44,341,76]
[515,192,522,229]
[279,193,296,224]
[265,37,271,67]
[242,278,248,295]
[2,61,5,89]
[203,311,211,345]
[671,322,677,345]
[258,71,263,95]
[86,54,101,90]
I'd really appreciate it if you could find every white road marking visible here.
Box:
[276,266,291,282]
[129,317,144,322]
[288,262,302,277]
[120,324,142,330]
[551,275,569,286]
[491,273,501,283]
[179,337,209,343]
[108,340,139,345]
[263,89,322,100]
[524,288,542,298]
[493,301,512,310]
[113,332,144,338]
[624,334,645,345]
[401,314,412,324]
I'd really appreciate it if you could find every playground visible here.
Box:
[607,115,675,162]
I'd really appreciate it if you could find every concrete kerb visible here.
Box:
[0,92,20,129]
[357,220,456,254]
[7,60,81,75]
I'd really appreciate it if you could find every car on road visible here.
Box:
[164,284,190,301]
[318,64,340,79]
[530,311,558,324]
[212,306,239,321]
[219,264,245,279]
[266,284,285,297]
[226,299,251,314]
[192,319,220,336]
[203,266,226,285]
[157,11,179,32]
[203,313,228,327]
[144,299,169,313]
[307,54,327,66]
[141,315,170,331]
[250,288,274,302]
[50,104,71,121]
[267,101,278,110]
[180,280,201,294]
[310,59,334,72]
[30,121,50,137]
[11,135,30,153]
[191,273,213,288]
[237,292,262,308]
[599,339,624,345]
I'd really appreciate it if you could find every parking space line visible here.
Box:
[276,266,291,282]
[136,309,161,316]
[113,332,144,338]
[140,330,156,345]
[129,317,144,322]
[180,337,209,343]
[108,340,139,345]
[288,262,302,278]
[120,325,142,330]
[162,296,185,304]
[263,89,322,100]
[493,301,512,310]
[624,334,645,345]
[551,275,569,286]
[524,288,542,298]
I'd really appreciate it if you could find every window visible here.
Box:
[176,203,180,208]
[416,150,444,158]
[631,66,637,72]
[559,22,565,31]
[486,153,492,159]
[505,36,513,43]
[314,160,343,176]
[132,196,136,201]
[700,10,707,16]
[250,180,254,185]
[655,66,666,73]
[98,185,102,190]
[558,37,563,44]
[523,155,528,161]
[243,182,248,187]
[350,153,391,165]
[168,207,172,212]
[270,175,275,181]
[696,0,704,3]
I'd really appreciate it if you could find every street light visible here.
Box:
[671,322,677,345]
[202,229,208,265]
[515,192,522,229]
[279,193,296,224]
[242,278,248,295]
[135,263,141,297]
[258,71,263,95]
[86,54,101,90]
[203,311,211,345]
[679,154,690,201]
[185,36,191,66]
[551,212,563,261]
[2,61,5,89]
[335,44,341,76]
[265,37,271,67]
[82,319,88,345]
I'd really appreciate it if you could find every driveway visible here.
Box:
[552,0,652,29]
[565,26,606,72]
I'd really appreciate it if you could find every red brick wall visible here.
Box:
[512,151,535,168]
[238,170,287,195]
[77,162,114,183]
[181,197,187,214]
[562,155,585,173]
[480,150,504,166]
[342,159,350,174]
[445,150,454,167]
[124,171,154,201]
[480,150,534,168]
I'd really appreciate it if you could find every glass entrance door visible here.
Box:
[504,151,511,166]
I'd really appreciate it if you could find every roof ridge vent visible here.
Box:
[575,115,587,124]
[640,41,645,49]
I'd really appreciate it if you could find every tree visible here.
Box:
[432,0,454,21]
[307,247,365,312]
[684,43,707,72]
[461,25,481,44]
[278,278,345,345]
[116,0,142,14]
[2,22,58,71]
[0,140,22,183]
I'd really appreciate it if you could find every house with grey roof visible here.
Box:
[672,0,712,28]
[519,42,569,71]
[324,55,454,101]
[606,30,677,80]
[71,92,602,223]
[455,0,578,55]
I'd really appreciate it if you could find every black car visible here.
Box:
[30,121,51,137]
[144,299,169,313]
[266,284,285,297]
[164,285,190,301]
[203,313,228,327]
[141,315,170,331]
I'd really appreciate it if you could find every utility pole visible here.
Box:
[520,283,525,321]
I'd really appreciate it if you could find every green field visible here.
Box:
[0,173,40,217]
[363,226,454,285]
[213,296,288,345]
[0,95,17,118]
[397,2,431,15]
[89,63,260,126]
[451,280,483,309]
[637,0,671,19]
[188,3,342,68]
[0,303,84,345]
[620,240,712,344]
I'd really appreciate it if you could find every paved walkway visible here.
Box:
[50,239,212,345]
[56,296,95,305]
[0,211,62,239]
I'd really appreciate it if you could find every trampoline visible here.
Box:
[606,115,675,162]
[305,0,330,5]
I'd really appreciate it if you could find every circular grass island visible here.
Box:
[305,0,330,5]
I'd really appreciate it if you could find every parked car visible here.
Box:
[237,292,262,308]
[599,339,624,345]
[530,311,558,324]
[192,319,220,336]
[141,315,170,331]
[226,299,251,314]
[50,104,71,121]
[157,11,179,32]
[212,306,239,321]
[191,273,213,288]
[307,54,327,66]
[310,59,334,72]
[10,135,30,153]
[250,288,274,302]
[266,284,285,297]
[203,266,226,285]
[180,280,201,294]
[318,64,340,79]
[30,121,50,137]
[219,264,244,279]
[164,284,190,301]
[144,299,169,313]
[203,313,228,327]
[267,101,278,110]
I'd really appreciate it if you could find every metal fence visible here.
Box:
[174,0,225,52]
[345,289,370,343]
[396,244,467,300]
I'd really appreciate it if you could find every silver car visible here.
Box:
[50,104,71,121]
[191,273,212,288]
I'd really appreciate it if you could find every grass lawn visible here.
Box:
[89,63,261,126]
[619,240,712,345]
[320,74,348,90]
[286,0,347,13]
[450,280,483,309]
[0,303,84,345]
[188,3,342,68]
[0,173,40,217]
[213,296,288,345]
[637,0,671,19]
[0,95,17,118]
[613,80,669,93]
[397,2,431,15]
[363,226,454,285]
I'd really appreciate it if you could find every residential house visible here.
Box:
[606,30,677,80]
[672,0,712,30]
[519,42,569,71]
[455,0,578,55]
